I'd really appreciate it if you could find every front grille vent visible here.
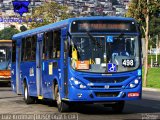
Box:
[84,76,129,83]
[95,92,119,97]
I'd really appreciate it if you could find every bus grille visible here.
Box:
[84,77,129,83]
[91,85,122,89]
[95,92,119,97]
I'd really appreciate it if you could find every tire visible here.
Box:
[55,84,69,112]
[112,101,125,113]
[24,83,35,104]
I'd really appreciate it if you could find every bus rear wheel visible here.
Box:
[55,84,69,112]
[112,101,125,113]
[24,84,35,104]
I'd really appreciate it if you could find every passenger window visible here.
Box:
[31,36,36,61]
[53,30,61,58]
[21,38,25,61]
[26,37,32,61]
[42,30,61,59]
[21,36,36,61]
[43,32,49,59]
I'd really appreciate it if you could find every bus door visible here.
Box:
[36,33,43,98]
[60,28,68,98]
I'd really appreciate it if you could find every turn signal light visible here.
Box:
[128,92,139,97]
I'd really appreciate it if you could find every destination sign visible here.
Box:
[71,20,137,33]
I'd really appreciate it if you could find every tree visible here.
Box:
[0,26,20,40]
[126,0,159,87]
[20,25,27,32]
[27,2,73,29]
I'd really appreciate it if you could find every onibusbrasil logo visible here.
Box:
[12,1,30,17]
[0,1,43,23]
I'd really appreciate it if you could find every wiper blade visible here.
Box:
[86,32,102,48]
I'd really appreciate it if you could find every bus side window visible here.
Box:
[21,38,26,61]
[31,35,36,61]
[48,31,53,59]
[53,30,61,58]
[43,32,49,59]
[25,37,32,61]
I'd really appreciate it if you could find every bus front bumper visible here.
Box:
[66,84,142,102]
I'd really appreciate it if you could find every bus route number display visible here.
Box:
[122,59,135,67]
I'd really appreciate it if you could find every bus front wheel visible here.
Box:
[24,84,35,104]
[55,84,69,112]
[112,101,125,113]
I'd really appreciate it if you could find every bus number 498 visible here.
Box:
[122,59,135,67]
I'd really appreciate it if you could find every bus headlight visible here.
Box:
[70,77,87,89]
[126,79,140,89]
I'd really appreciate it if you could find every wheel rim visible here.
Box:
[24,87,28,100]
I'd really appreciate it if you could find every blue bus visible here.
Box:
[11,16,142,112]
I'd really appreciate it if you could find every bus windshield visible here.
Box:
[0,47,11,70]
[70,34,140,73]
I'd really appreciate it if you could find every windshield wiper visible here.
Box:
[86,32,102,48]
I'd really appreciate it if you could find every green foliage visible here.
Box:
[27,2,74,29]
[126,0,160,47]
[0,26,20,40]
[126,0,159,35]
[148,55,160,65]
[150,17,160,37]
[142,67,160,88]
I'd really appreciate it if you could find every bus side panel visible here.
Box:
[21,61,37,97]
[11,63,16,92]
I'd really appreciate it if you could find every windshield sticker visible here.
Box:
[77,60,89,70]
[122,59,135,67]
[106,36,113,43]
[108,63,117,72]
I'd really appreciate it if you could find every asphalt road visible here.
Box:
[0,84,160,120]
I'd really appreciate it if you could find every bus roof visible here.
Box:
[12,16,136,40]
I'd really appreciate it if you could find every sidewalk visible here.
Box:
[142,87,160,92]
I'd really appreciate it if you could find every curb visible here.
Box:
[142,87,160,92]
